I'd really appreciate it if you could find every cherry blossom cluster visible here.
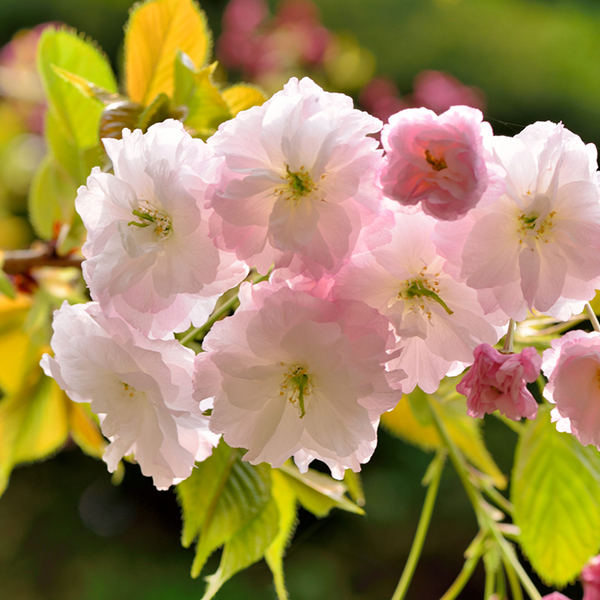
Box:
[41,76,600,488]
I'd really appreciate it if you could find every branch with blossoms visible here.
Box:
[3,0,600,598]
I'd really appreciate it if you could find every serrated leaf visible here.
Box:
[38,27,117,150]
[28,154,78,241]
[202,496,279,600]
[221,84,267,116]
[184,63,231,137]
[512,405,600,586]
[176,442,272,578]
[277,461,364,517]
[137,92,172,131]
[382,384,506,489]
[125,0,212,106]
[265,470,298,600]
[0,371,70,496]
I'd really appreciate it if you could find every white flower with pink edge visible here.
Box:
[436,121,600,321]
[76,119,248,339]
[333,210,505,394]
[193,281,404,479]
[41,301,219,490]
[207,76,384,277]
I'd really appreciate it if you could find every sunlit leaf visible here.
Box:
[277,460,364,517]
[0,269,15,299]
[0,295,35,396]
[382,382,506,489]
[176,441,272,578]
[201,496,279,600]
[512,405,600,586]
[222,84,267,116]
[51,65,120,105]
[343,469,365,507]
[28,154,78,241]
[125,0,212,106]
[0,371,69,496]
[184,63,231,137]
[38,27,117,150]
[265,470,298,600]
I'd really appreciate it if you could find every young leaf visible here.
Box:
[51,65,121,106]
[28,155,78,241]
[277,460,364,517]
[0,269,15,299]
[265,470,298,600]
[222,84,267,116]
[38,27,117,150]
[512,405,600,586]
[176,441,272,578]
[184,63,232,137]
[0,372,70,497]
[125,0,212,106]
[201,497,279,600]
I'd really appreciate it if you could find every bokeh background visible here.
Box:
[0,0,595,598]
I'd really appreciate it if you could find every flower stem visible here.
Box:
[179,293,240,346]
[427,398,542,600]
[502,319,516,353]
[439,548,484,600]
[391,450,445,600]
[585,302,600,333]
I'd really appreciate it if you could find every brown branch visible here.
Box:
[2,245,83,275]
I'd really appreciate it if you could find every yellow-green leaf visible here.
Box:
[51,65,121,106]
[265,470,298,600]
[38,27,117,150]
[277,460,364,517]
[512,405,600,586]
[125,0,212,106]
[184,63,231,137]
[222,84,267,116]
[0,371,69,496]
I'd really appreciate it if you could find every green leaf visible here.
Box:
[265,470,298,600]
[382,378,507,489]
[512,405,600,586]
[183,63,232,137]
[38,27,117,150]
[407,386,433,426]
[51,65,120,106]
[137,92,172,132]
[28,154,78,241]
[176,441,272,578]
[277,461,364,517]
[202,496,279,600]
[0,269,15,299]
[125,0,212,106]
[343,469,365,507]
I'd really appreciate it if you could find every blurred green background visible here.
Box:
[0,0,596,598]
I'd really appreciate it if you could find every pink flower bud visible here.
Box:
[457,343,541,421]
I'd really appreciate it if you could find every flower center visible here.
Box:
[121,381,139,398]
[279,364,313,418]
[517,209,556,245]
[425,149,447,172]
[396,267,453,319]
[128,200,173,240]
[278,165,317,204]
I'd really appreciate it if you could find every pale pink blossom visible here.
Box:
[207,76,384,277]
[542,594,571,600]
[76,119,248,338]
[456,344,540,420]
[582,555,600,600]
[542,330,600,448]
[41,301,219,490]
[379,105,504,220]
[333,210,505,393]
[436,121,600,321]
[194,281,403,478]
